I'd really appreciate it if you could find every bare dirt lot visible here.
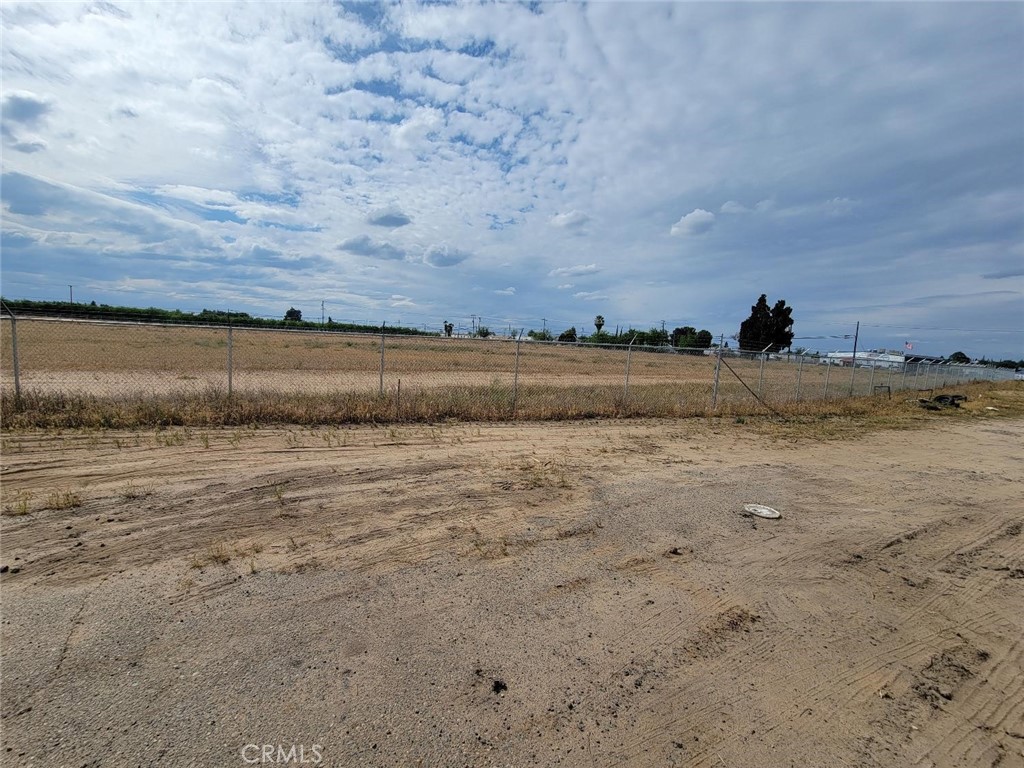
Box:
[2,404,1022,767]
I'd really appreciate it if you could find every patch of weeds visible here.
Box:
[153,429,187,447]
[44,489,82,510]
[2,490,33,517]
[189,542,232,569]
[272,484,287,506]
[234,542,264,558]
[199,432,210,448]
[515,459,571,490]
[119,481,152,501]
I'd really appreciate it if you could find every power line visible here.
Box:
[859,324,1022,333]
[816,320,1021,333]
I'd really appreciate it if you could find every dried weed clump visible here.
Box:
[43,489,82,510]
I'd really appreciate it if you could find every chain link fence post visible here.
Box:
[227,324,233,397]
[823,359,832,399]
[623,335,636,405]
[795,355,804,401]
[9,313,22,400]
[512,330,523,418]
[378,322,386,396]
[868,361,875,395]
[711,334,723,410]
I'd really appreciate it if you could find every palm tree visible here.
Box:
[594,315,605,334]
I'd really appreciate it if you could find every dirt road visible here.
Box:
[1,413,1022,767]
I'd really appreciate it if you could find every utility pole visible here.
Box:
[542,318,547,334]
[69,285,73,303]
[321,300,325,326]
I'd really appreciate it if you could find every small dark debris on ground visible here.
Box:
[918,394,967,411]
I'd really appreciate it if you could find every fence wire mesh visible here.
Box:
[0,316,1014,424]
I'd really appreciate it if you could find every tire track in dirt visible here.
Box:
[3,416,1022,768]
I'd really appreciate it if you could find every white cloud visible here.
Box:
[823,197,857,217]
[670,208,715,236]
[720,200,749,214]
[0,3,1020,357]
[549,263,599,277]
[549,210,589,229]
[493,286,516,295]
[573,290,609,301]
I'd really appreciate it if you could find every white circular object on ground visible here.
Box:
[743,504,781,519]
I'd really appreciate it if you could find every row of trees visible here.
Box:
[523,297,784,352]
[949,351,1023,369]
[526,321,713,349]
[0,299,434,336]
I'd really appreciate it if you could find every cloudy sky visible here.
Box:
[1,1,1022,358]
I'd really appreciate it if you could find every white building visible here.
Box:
[822,350,905,368]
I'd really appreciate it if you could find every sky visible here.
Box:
[1,1,1022,359]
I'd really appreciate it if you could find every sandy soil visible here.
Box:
[1,414,1022,767]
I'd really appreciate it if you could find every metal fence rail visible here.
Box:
[0,315,1015,419]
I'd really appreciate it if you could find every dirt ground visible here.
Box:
[1,410,1022,767]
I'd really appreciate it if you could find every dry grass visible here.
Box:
[118,481,152,501]
[733,381,1024,441]
[2,380,1020,431]
[187,540,263,570]
[189,542,233,569]
[2,490,33,517]
[2,318,1019,431]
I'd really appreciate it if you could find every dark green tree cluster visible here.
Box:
[585,326,671,346]
[948,351,1023,368]
[670,326,713,351]
[738,294,794,353]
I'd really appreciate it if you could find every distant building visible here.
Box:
[822,350,906,368]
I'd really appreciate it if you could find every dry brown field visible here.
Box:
[0,318,955,417]
[2,383,1023,767]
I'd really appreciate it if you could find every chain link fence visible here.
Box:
[1,315,1015,423]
